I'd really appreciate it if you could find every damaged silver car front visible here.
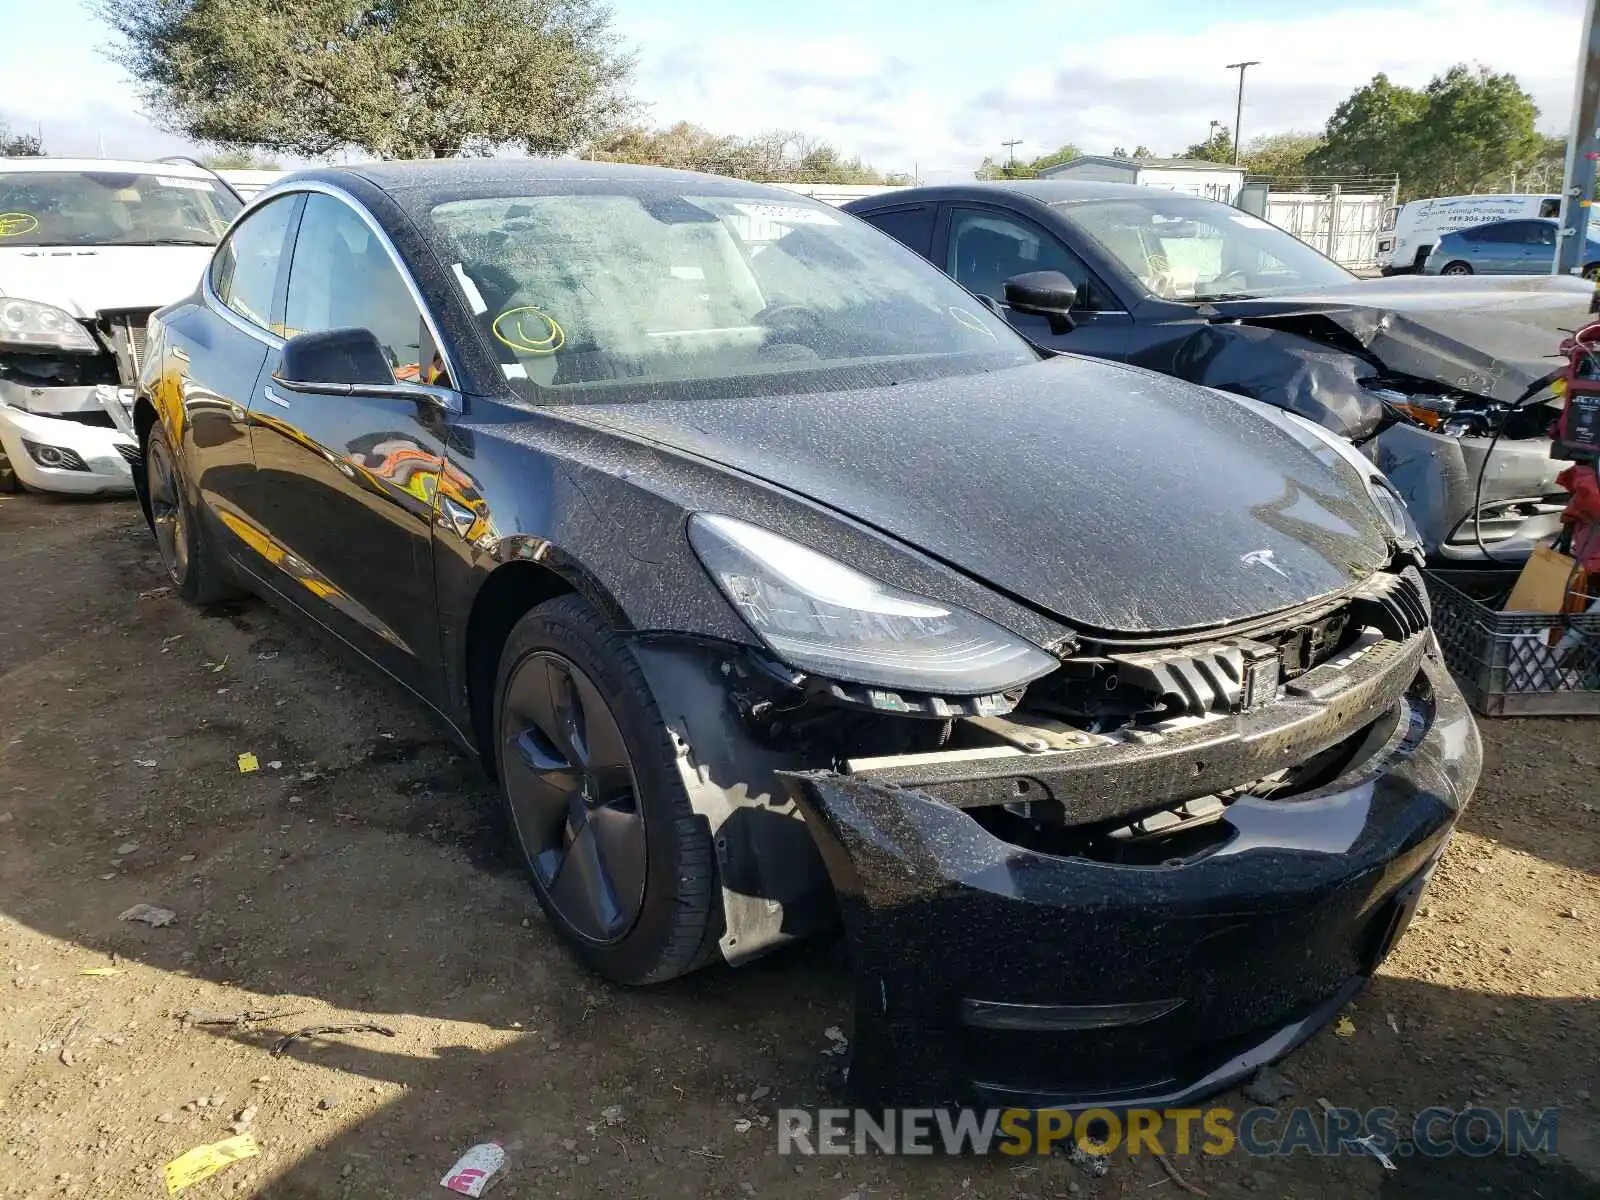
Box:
[0,302,149,494]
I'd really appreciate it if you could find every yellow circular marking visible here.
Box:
[492,306,565,356]
[948,305,996,339]
[0,212,39,237]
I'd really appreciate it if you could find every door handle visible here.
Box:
[263,385,291,409]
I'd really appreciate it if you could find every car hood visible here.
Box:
[560,357,1393,635]
[0,245,213,316]
[1200,273,1588,405]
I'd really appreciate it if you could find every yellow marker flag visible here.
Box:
[163,1134,260,1194]
[238,753,260,774]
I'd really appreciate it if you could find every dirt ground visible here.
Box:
[0,489,1596,1200]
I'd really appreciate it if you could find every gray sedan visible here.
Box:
[1424,217,1600,278]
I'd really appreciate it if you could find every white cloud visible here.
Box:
[623,0,1583,182]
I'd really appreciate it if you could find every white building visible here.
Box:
[1037,156,1246,205]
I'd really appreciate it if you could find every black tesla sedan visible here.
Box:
[132,160,1479,1110]
[846,181,1591,566]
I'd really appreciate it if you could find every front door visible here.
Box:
[245,192,450,701]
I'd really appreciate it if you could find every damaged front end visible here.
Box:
[0,306,149,493]
[1171,277,1582,564]
[645,563,1479,1108]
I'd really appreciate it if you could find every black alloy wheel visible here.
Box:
[500,650,649,943]
[146,429,190,587]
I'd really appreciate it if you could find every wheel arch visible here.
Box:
[461,549,633,775]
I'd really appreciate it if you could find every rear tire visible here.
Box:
[1583,262,1600,282]
[493,594,721,985]
[0,450,19,494]
[143,423,236,605]
[1441,261,1473,276]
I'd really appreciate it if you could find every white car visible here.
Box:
[0,158,242,494]
[1377,192,1560,275]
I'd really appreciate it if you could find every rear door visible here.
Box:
[163,193,302,567]
[938,204,1133,356]
[1468,222,1526,273]
[245,191,452,700]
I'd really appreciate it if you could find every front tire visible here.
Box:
[1441,261,1473,276]
[1583,262,1600,282]
[0,449,19,494]
[493,595,720,985]
[143,423,235,604]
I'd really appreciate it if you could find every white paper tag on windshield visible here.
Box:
[1227,212,1273,230]
[502,362,528,379]
[732,202,838,226]
[452,263,488,313]
[156,176,215,191]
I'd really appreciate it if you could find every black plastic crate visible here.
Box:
[1424,569,1600,717]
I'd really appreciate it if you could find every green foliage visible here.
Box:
[589,124,889,184]
[200,150,282,170]
[1308,66,1541,200]
[1240,132,1324,185]
[974,143,1080,180]
[95,0,635,159]
[0,116,43,157]
[1181,129,1235,164]
[1111,145,1154,159]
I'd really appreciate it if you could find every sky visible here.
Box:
[0,0,1584,183]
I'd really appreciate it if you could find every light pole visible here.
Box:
[1556,0,1599,275]
[1225,61,1260,166]
[1001,139,1023,170]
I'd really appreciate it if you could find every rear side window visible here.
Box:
[858,205,936,258]
[210,196,298,330]
[1472,222,1517,244]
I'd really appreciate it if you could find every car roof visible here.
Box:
[845,180,1192,209]
[0,157,218,178]
[276,158,835,205]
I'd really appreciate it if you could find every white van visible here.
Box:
[1378,193,1560,274]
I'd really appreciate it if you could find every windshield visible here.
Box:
[1059,195,1353,301]
[0,171,242,248]
[429,190,1034,397]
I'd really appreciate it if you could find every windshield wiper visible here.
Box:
[116,237,218,247]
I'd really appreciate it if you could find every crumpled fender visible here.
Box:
[1158,323,1383,440]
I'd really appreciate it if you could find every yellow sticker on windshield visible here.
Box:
[948,306,996,339]
[492,306,565,356]
[0,212,39,237]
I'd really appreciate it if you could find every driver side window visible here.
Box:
[945,209,1099,310]
[284,194,439,384]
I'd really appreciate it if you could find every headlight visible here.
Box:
[687,513,1059,695]
[0,297,97,352]
[1273,409,1421,547]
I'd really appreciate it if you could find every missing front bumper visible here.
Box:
[783,653,1479,1110]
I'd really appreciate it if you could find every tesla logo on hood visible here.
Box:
[1241,548,1289,578]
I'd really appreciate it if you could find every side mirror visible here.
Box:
[1003,271,1078,335]
[276,327,395,392]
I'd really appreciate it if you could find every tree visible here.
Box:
[1240,131,1323,184]
[1307,66,1541,200]
[96,0,635,159]
[0,116,43,157]
[1027,143,1082,172]
[201,150,281,170]
[974,143,1081,180]
[1181,129,1234,164]
[589,124,889,184]
[1111,145,1154,159]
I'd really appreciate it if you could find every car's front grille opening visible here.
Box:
[115,443,143,468]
